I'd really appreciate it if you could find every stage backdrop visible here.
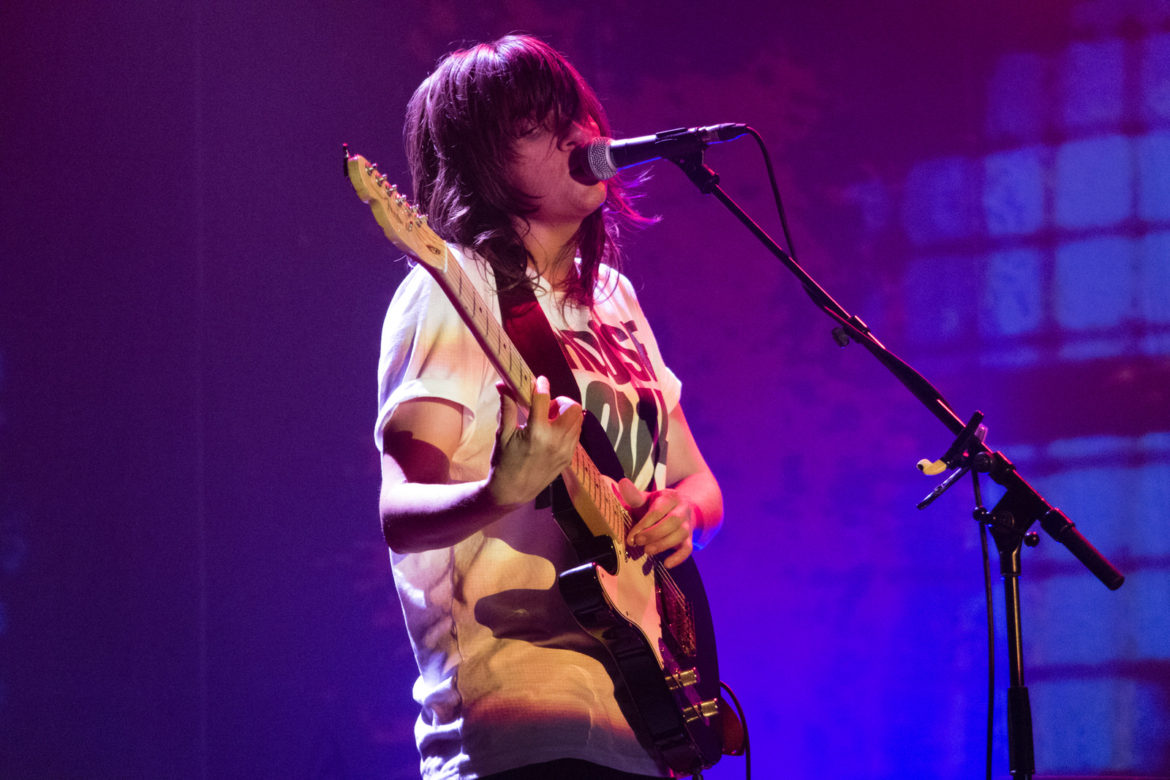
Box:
[2,1,1167,777]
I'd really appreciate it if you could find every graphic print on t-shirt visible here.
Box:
[555,317,670,490]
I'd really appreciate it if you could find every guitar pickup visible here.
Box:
[665,668,699,691]
[682,698,719,723]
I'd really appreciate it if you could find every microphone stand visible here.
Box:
[668,151,1126,779]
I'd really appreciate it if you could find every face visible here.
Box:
[507,115,607,233]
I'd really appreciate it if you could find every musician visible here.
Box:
[377,34,723,779]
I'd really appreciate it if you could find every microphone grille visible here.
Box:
[585,138,618,181]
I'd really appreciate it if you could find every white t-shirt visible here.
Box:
[376,247,681,779]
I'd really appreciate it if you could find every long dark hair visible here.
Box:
[404,35,646,306]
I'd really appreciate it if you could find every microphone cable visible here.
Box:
[720,679,751,780]
[744,127,799,263]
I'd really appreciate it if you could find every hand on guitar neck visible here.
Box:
[488,375,584,508]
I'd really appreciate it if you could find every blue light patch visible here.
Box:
[1060,39,1125,132]
[1054,135,1133,229]
[984,147,1047,236]
[904,254,978,343]
[1032,679,1155,770]
[982,345,1044,368]
[1137,132,1170,222]
[1135,460,1170,557]
[1047,435,1134,459]
[1025,572,1120,664]
[987,53,1048,142]
[1139,231,1170,325]
[1141,431,1170,453]
[1060,336,1137,360]
[1131,569,1170,659]
[981,248,1044,336]
[902,157,979,246]
[1140,33,1170,125]
[1041,464,1131,557]
[1054,236,1136,330]
[1141,332,1170,356]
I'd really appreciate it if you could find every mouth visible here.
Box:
[568,147,601,186]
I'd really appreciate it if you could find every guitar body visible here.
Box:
[551,420,725,775]
[344,149,729,775]
[559,552,724,774]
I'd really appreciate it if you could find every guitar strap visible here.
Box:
[493,271,634,561]
[493,273,628,484]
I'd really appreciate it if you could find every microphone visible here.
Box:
[570,123,750,182]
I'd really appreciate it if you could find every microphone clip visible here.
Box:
[915,411,996,509]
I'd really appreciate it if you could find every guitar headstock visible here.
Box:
[344,149,448,272]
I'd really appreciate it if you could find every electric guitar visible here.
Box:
[345,147,728,774]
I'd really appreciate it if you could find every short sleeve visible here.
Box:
[374,262,493,454]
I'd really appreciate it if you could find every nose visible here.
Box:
[562,118,599,149]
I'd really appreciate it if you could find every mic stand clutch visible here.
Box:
[668,149,1126,779]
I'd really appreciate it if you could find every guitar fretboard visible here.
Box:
[430,252,631,543]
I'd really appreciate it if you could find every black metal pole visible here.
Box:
[998,542,1035,779]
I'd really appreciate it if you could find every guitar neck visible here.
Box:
[342,150,632,548]
[423,255,631,544]
[431,256,535,405]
